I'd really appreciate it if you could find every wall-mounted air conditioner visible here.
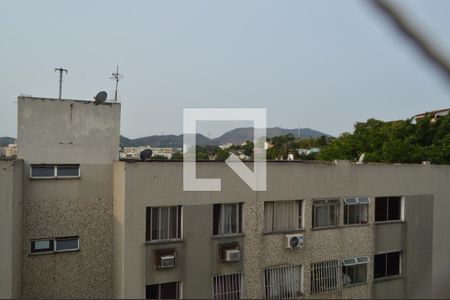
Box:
[159,255,175,269]
[285,234,304,249]
[224,249,241,262]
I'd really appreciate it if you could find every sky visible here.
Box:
[0,0,449,139]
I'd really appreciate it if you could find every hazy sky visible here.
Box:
[1,0,449,139]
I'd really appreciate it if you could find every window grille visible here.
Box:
[264,265,303,299]
[212,273,242,299]
[311,260,341,294]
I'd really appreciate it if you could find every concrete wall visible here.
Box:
[17,97,120,298]
[113,160,450,299]
[0,159,23,298]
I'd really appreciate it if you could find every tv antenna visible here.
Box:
[110,65,123,102]
[54,67,68,99]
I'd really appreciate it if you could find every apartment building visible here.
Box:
[0,96,449,298]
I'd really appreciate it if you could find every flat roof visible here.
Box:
[18,96,121,106]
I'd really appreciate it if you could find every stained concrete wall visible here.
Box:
[0,159,23,298]
[113,160,450,299]
[17,97,120,298]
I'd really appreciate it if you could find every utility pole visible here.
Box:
[54,67,68,99]
[110,65,123,102]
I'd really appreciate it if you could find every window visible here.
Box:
[56,165,80,177]
[264,200,303,232]
[146,282,180,299]
[374,251,402,279]
[311,260,341,294]
[55,237,80,252]
[312,199,340,228]
[344,197,369,225]
[30,236,79,254]
[213,203,243,236]
[30,164,80,178]
[146,206,182,241]
[375,196,402,222]
[342,256,369,287]
[264,265,303,299]
[212,273,242,299]
[30,239,54,253]
[30,166,55,177]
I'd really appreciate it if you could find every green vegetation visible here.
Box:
[317,115,450,164]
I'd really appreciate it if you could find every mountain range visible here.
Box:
[120,127,331,148]
[1,127,331,148]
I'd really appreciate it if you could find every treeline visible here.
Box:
[317,114,450,164]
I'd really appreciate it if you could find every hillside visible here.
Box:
[121,127,331,148]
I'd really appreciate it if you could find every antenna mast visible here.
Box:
[110,65,123,102]
[54,67,68,99]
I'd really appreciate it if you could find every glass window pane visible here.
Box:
[360,204,368,224]
[170,206,178,238]
[160,282,178,299]
[57,165,79,177]
[388,197,401,221]
[375,197,388,222]
[146,284,159,299]
[315,206,329,228]
[387,252,401,276]
[31,166,54,177]
[160,207,169,239]
[329,205,337,226]
[348,205,357,224]
[55,237,79,251]
[31,239,54,253]
[355,264,367,284]
[151,208,159,240]
[374,254,386,279]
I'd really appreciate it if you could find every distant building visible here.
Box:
[414,108,450,122]
[121,146,175,159]
[3,144,17,157]
[297,147,320,156]
[219,143,233,150]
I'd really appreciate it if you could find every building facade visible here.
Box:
[0,96,449,298]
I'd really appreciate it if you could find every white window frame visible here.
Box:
[30,164,80,179]
[264,200,304,233]
[214,203,243,236]
[311,260,341,294]
[342,256,369,287]
[374,196,404,223]
[312,199,340,229]
[30,236,80,255]
[212,273,243,299]
[374,250,403,280]
[264,265,303,299]
[147,206,183,242]
[343,197,369,225]
[55,236,80,253]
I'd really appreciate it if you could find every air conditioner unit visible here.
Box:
[159,255,175,269]
[285,234,304,249]
[224,249,241,262]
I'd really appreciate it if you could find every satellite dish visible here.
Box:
[94,91,108,105]
[357,153,365,164]
[140,149,153,161]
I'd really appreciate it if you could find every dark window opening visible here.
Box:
[375,196,402,222]
[374,251,401,279]
[146,282,179,299]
